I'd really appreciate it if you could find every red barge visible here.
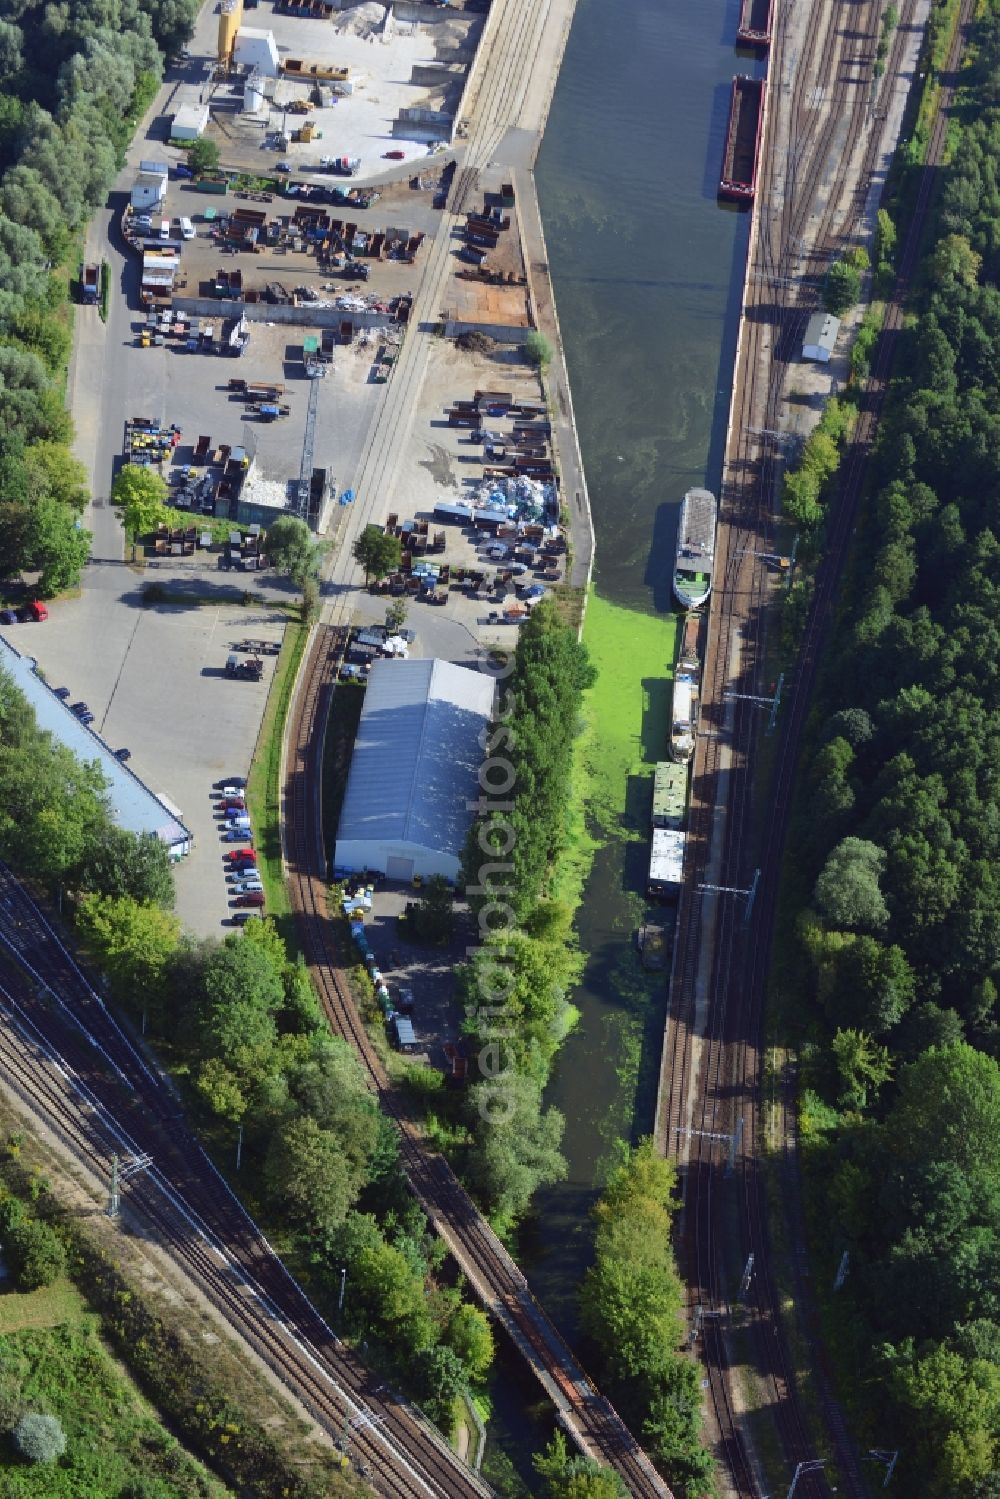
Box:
[718,75,764,203]
[736,0,774,48]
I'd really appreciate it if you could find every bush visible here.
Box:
[7,1217,66,1290]
[12,1412,66,1463]
[525,331,553,370]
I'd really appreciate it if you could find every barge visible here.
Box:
[672,488,718,610]
[718,75,764,202]
[736,0,774,48]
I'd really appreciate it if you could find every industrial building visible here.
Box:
[335,658,495,884]
[802,311,840,363]
[233,26,281,76]
[0,636,192,859]
[131,170,168,211]
[172,102,211,141]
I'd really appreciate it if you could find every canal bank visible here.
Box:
[524,0,752,1337]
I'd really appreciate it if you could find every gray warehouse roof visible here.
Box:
[0,635,191,853]
[337,658,496,859]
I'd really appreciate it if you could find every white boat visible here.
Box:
[672,487,718,610]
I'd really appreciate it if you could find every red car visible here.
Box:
[383,149,405,159]
[235,891,266,908]
[220,797,247,812]
[226,848,257,864]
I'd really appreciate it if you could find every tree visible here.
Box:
[264,1114,355,1232]
[412,1344,466,1428]
[24,441,89,513]
[928,232,982,289]
[300,574,319,624]
[75,893,181,1015]
[352,524,401,583]
[823,257,862,314]
[406,874,454,945]
[198,947,282,1070]
[814,837,889,931]
[6,1218,66,1290]
[187,137,220,175]
[464,1072,566,1227]
[443,1303,494,1383]
[534,1432,628,1498]
[264,514,320,586]
[884,1043,1000,1197]
[525,331,552,370]
[76,826,175,907]
[22,494,90,594]
[831,1027,892,1110]
[111,464,170,541]
[384,598,408,633]
[12,1413,66,1463]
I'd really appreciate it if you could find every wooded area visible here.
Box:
[780,12,1000,1491]
[0,0,198,595]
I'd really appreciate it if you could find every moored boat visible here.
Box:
[672,487,717,610]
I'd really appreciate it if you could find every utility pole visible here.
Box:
[107,1152,153,1217]
[832,1250,849,1291]
[697,870,760,924]
[739,1253,755,1299]
[235,1123,243,1172]
[338,1265,347,1321]
[868,1449,900,1486]
[787,1459,826,1499]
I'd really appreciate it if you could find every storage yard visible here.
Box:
[171,0,486,181]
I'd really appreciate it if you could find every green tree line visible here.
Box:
[456,601,595,1232]
[0,0,199,596]
[779,12,1000,1491]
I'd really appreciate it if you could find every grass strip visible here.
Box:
[247,620,308,946]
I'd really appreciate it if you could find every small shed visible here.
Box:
[131,170,168,210]
[172,103,211,141]
[391,1015,418,1051]
[802,312,840,363]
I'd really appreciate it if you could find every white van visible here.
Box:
[159,218,170,240]
[179,217,195,240]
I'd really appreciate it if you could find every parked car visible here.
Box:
[235,891,266,908]
[232,910,256,924]
[226,817,251,832]
[114,748,132,763]
[220,797,247,812]
[19,601,48,622]
[226,848,256,864]
[70,701,90,717]
[275,161,291,173]
[232,876,264,892]
[219,783,245,797]
[78,712,95,726]
[225,829,253,843]
[53,687,70,700]
[0,609,16,625]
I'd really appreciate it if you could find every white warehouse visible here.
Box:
[335,657,495,885]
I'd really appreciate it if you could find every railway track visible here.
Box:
[284,623,673,1496]
[658,0,971,1495]
[0,865,491,1499]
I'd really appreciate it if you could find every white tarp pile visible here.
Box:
[472,474,558,525]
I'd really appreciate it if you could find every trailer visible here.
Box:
[81,263,100,305]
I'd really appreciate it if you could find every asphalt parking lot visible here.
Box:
[20,577,287,937]
[120,320,385,522]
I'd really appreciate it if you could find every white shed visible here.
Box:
[335,657,496,885]
[802,311,841,363]
[172,102,211,141]
[234,26,280,77]
[131,170,168,210]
